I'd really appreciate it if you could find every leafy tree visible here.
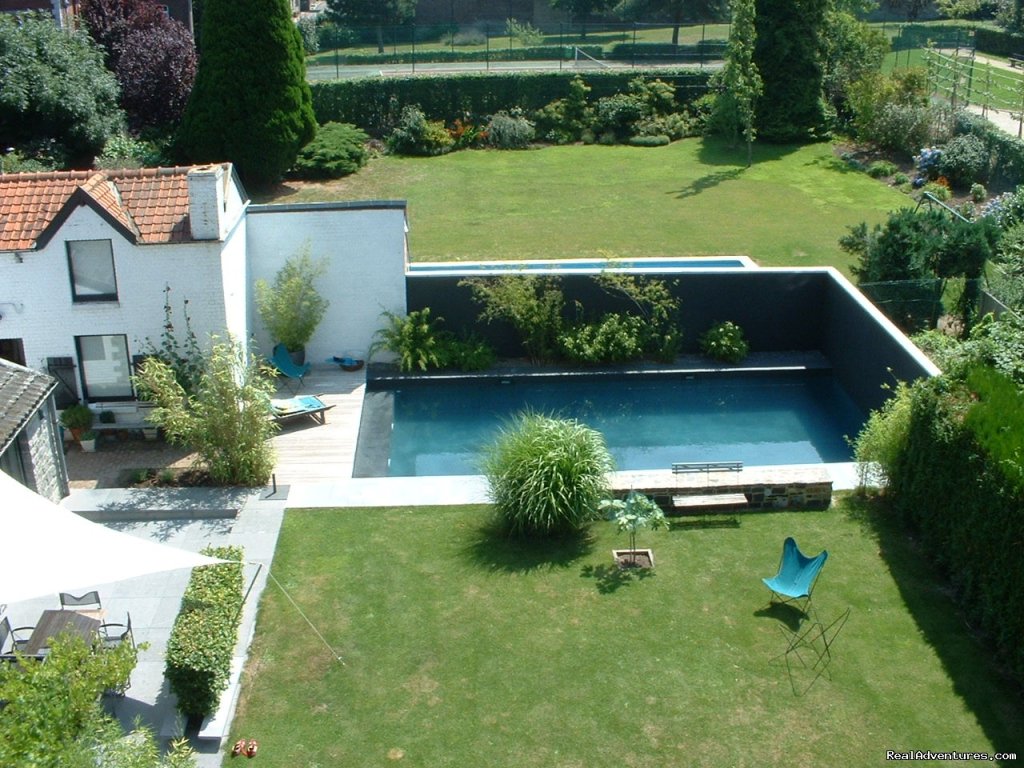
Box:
[136,337,277,485]
[326,0,417,53]
[551,0,614,37]
[753,0,828,142]
[118,14,196,129]
[820,10,888,128]
[714,0,762,164]
[615,0,727,44]
[0,633,195,768]
[178,0,316,186]
[0,12,124,164]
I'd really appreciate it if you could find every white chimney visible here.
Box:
[188,164,226,241]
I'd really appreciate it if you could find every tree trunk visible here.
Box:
[376,25,384,54]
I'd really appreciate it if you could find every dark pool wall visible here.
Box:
[405,268,936,414]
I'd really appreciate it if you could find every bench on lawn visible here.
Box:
[671,461,749,512]
[1011,53,1024,68]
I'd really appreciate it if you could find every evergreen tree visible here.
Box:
[551,0,614,37]
[177,0,315,185]
[753,0,828,143]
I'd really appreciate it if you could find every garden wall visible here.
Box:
[406,267,938,413]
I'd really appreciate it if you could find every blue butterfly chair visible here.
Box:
[269,344,311,393]
[762,536,828,614]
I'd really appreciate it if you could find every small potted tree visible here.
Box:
[254,245,329,365]
[59,403,94,444]
[79,430,99,452]
[601,491,668,569]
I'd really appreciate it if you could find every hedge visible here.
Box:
[311,68,712,137]
[889,374,1024,685]
[331,45,603,65]
[607,40,727,61]
[889,22,976,51]
[974,26,1024,58]
[165,545,245,718]
[954,109,1024,187]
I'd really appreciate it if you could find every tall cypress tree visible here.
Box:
[177,0,315,185]
[752,0,827,143]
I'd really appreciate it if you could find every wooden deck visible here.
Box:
[267,364,367,485]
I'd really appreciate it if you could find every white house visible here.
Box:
[0,164,408,421]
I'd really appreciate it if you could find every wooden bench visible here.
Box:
[1011,53,1024,68]
[671,461,748,512]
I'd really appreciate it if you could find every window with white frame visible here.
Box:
[67,240,118,302]
[75,335,133,401]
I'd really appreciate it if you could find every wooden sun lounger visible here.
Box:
[270,395,335,425]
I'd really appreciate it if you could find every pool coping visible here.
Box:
[355,353,860,479]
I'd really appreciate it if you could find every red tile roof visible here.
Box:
[0,166,222,251]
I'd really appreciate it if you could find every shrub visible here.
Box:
[298,15,319,54]
[533,76,593,144]
[368,308,444,372]
[436,331,496,371]
[869,103,936,156]
[505,17,542,47]
[633,112,691,140]
[60,403,95,433]
[921,180,952,202]
[485,109,535,149]
[254,245,329,352]
[867,160,898,178]
[95,132,166,169]
[914,145,943,180]
[698,320,749,362]
[939,133,990,188]
[592,92,645,140]
[481,412,613,538]
[386,105,454,156]
[559,314,646,363]
[851,381,913,488]
[629,134,670,147]
[448,117,487,149]
[892,171,910,185]
[165,545,244,718]
[462,275,564,363]
[971,182,987,203]
[445,26,486,46]
[289,121,368,179]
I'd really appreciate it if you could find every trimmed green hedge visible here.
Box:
[165,545,245,718]
[890,374,1024,685]
[974,27,1024,57]
[954,109,1024,187]
[607,40,726,60]
[311,69,711,137]
[333,45,603,65]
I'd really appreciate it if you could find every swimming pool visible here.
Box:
[407,256,755,275]
[357,370,865,478]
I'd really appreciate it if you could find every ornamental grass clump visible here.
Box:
[481,412,613,538]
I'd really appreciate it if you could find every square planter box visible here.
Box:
[612,548,654,569]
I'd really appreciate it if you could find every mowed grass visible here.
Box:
[261,138,908,272]
[230,499,1023,767]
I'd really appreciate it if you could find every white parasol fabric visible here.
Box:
[0,471,226,605]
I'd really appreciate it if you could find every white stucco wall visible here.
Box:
[0,205,233,399]
[246,202,409,363]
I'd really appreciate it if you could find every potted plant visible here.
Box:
[59,403,94,443]
[254,245,329,364]
[79,430,99,453]
[601,491,668,569]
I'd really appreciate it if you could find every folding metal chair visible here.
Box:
[59,591,105,620]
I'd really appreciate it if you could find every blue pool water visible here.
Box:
[375,371,865,477]
[408,257,751,273]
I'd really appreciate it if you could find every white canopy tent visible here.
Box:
[0,471,225,606]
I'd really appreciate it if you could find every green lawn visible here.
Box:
[263,139,907,272]
[231,499,1022,767]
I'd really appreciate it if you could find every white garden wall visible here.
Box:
[246,202,408,364]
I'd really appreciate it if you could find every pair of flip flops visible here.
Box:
[231,739,258,758]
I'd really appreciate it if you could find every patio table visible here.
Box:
[23,609,101,655]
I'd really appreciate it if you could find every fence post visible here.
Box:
[486,23,490,71]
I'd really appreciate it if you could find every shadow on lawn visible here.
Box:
[579,562,655,594]
[462,521,594,573]
[843,494,1024,764]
